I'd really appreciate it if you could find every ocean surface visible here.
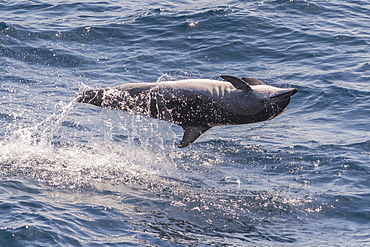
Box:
[1,0,369,246]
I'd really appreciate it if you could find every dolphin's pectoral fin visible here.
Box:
[220,75,252,92]
[241,77,266,85]
[178,125,211,148]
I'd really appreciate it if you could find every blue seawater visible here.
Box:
[1,0,369,246]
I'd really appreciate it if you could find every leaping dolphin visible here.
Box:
[77,75,297,147]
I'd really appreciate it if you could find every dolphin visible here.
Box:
[77,75,297,147]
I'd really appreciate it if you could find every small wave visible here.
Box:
[0,113,16,122]
[0,75,38,85]
[0,43,92,68]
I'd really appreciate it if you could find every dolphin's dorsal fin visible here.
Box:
[241,77,266,85]
[220,75,251,91]
[178,125,211,148]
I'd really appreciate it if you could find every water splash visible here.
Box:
[0,97,179,190]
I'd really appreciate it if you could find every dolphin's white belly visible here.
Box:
[155,79,235,97]
[152,79,241,112]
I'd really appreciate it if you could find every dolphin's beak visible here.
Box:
[268,88,297,111]
[270,88,297,100]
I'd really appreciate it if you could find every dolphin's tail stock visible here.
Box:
[76,89,105,108]
[76,86,150,113]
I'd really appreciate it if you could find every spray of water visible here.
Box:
[0,95,181,191]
